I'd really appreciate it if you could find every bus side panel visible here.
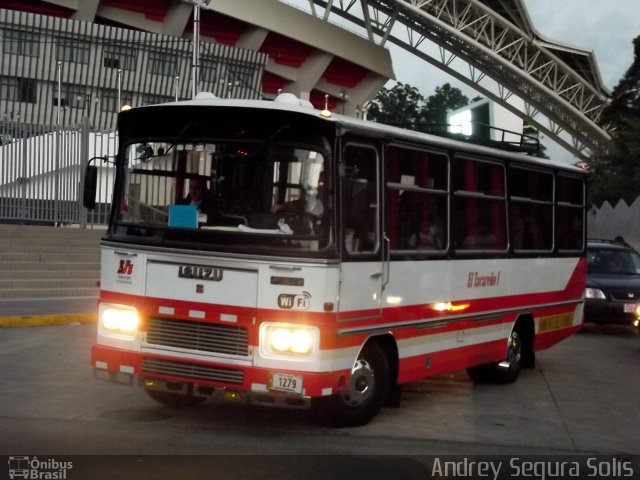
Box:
[336,256,584,385]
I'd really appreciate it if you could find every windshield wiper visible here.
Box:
[136,121,197,161]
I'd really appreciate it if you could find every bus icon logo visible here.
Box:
[8,456,29,479]
[277,291,311,310]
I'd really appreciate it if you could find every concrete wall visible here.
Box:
[588,197,640,251]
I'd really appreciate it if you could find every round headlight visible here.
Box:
[290,330,313,354]
[270,328,292,352]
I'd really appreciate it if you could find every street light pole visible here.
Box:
[189,0,211,99]
[117,69,122,111]
[192,5,200,99]
[56,61,62,126]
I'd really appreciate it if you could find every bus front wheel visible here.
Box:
[318,342,390,427]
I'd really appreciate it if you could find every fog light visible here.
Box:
[224,390,242,401]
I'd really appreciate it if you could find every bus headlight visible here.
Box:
[99,304,140,337]
[585,288,606,300]
[260,323,319,356]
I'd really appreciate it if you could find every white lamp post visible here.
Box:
[117,69,122,111]
[56,61,62,126]
[188,0,211,99]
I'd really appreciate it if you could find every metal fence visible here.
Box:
[0,119,115,226]
[0,9,267,132]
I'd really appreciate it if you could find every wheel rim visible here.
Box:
[506,331,522,364]
[340,358,375,407]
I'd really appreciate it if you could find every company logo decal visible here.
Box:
[117,259,133,276]
[8,456,73,479]
[467,271,501,288]
[277,291,311,310]
[178,265,223,281]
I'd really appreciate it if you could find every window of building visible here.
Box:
[225,62,255,89]
[100,89,132,113]
[56,39,89,64]
[0,76,36,103]
[148,51,177,76]
[0,77,18,101]
[2,29,40,57]
[200,58,220,84]
[142,94,172,105]
[103,44,136,70]
[53,84,89,109]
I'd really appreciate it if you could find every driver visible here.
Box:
[272,173,324,217]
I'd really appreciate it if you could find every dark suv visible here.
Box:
[585,239,640,326]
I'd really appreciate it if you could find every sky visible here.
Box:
[522,0,639,90]
[387,0,640,162]
[287,0,639,161]
[392,0,639,94]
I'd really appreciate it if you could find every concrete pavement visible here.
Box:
[0,296,97,327]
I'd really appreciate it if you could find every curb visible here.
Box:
[0,313,97,327]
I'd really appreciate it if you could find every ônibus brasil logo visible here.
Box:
[277,291,311,310]
[8,456,73,479]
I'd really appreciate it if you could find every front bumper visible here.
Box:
[584,300,640,326]
[91,344,345,407]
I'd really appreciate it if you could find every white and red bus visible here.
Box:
[85,93,585,426]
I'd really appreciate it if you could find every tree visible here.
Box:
[419,83,469,132]
[366,82,425,127]
[367,81,470,134]
[588,35,640,207]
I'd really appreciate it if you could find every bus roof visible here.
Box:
[132,93,585,174]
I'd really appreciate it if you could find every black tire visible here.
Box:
[467,329,523,384]
[145,389,206,407]
[496,329,522,383]
[467,363,497,383]
[316,342,390,427]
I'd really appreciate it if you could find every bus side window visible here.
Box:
[342,144,379,255]
[345,178,372,252]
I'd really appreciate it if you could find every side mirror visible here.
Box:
[83,164,98,209]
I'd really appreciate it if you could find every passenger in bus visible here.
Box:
[408,211,443,249]
[272,174,324,218]
[306,175,324,217]
[512,204,542,249]
[462,214,497,249]
[179,178,217,214]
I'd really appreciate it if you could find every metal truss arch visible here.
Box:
[293,0,613,161]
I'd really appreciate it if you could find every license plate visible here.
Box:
[624,303,637,313]
[268,373,303,394]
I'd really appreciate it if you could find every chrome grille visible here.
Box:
[142,357,244,385]
[146,317,249,356]
[610,290,640,301]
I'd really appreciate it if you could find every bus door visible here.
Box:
[339,141,383,319]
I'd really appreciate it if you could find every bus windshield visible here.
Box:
[113,136,330,254]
